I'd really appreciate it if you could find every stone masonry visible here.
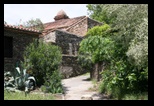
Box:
[4,10,104,80]
[41,10,103,79]
[4,28,40,72]
[42,30,86,78]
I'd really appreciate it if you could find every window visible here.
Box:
[4,36,13,58]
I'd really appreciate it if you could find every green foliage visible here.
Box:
[14,67,28,90]
[79,36,114,65]
[126,18,148,70]
[22,18,44,31]
[84,4,148,99]
[87,4,148,54]
[122,92,148,100]
[99,59,148,99]
[86,4,148,99]
[4,67,29,90]
[4,90,55,100]
[41,70,63,94]
[86,4,116,24]
[87,4,148,27]
[22,39,62,87]
[78,24,114,68]
[86,24,111,37]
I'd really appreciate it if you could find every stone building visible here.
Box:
[4,10,103,79]
[40,10,103,78]
[4,24,41,72]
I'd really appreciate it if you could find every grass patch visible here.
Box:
[88,79,100,92]
[4,90,55,100]
[122,92,148,100]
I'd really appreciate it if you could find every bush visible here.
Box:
[86,4,148,99]
[41,70,63,94]
[21,39,62,87]
[86,24,111,37]
[99,59,148,99]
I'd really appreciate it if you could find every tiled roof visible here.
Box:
[43,16,86,32]
[4,24,41,33]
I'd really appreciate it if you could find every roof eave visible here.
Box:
[4,24,42,35]
[4,26,42,35]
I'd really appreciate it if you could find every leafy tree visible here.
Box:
[85,4,148,99]
[22,18,44,31]
[86,24,111,37]
[86,4,115,24]
[87,4,148,47]
[126,18,148,70]
[86,4,148,79]
[78,24,113,80]
[79,36,114,63]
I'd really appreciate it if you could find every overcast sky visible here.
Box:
[4,4,88,25]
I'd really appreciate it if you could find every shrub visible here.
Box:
[41,70,63,94]
[86,24,111,37]
[21,39,62,87]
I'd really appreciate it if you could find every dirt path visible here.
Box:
[62,74,108,100]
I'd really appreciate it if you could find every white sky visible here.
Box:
[4,4,88,25]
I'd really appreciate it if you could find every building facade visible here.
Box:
[4,10,103,79]
[40,10,103,78]
[4,24,41,72]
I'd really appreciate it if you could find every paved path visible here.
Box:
[62,74,108,100]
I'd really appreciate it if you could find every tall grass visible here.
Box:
[4,90,55,100]
[122,92,148,100]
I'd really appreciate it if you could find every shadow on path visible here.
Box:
[82,77,91,81]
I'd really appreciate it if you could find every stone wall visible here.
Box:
[42,30,85,78]
[67,18,87,36]
[42,31,56,43]
[60,55,87,78]
[67,17,103,36]
[4,30,39,72]
[87,18,103,29]
[55,30,87,78]
[41,18,103,79]
[55,30,82,55]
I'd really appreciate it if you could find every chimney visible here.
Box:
[54,10,69,21]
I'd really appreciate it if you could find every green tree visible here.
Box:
[86,4,148,79]
[86,24,111,37]
[85,4,148,99]
[22,18,44,31]
[78,24,113,81]
[87,4,148,47]
[126,18,148,70]
[86,4,115,24]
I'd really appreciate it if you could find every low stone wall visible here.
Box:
[60,55,87,79]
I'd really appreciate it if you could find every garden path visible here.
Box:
[62,74,109,100]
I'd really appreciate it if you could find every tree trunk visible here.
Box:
[90,61,104,81]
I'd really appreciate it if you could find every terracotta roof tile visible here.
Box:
[44,16,86,31]
[4,24,41,33]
